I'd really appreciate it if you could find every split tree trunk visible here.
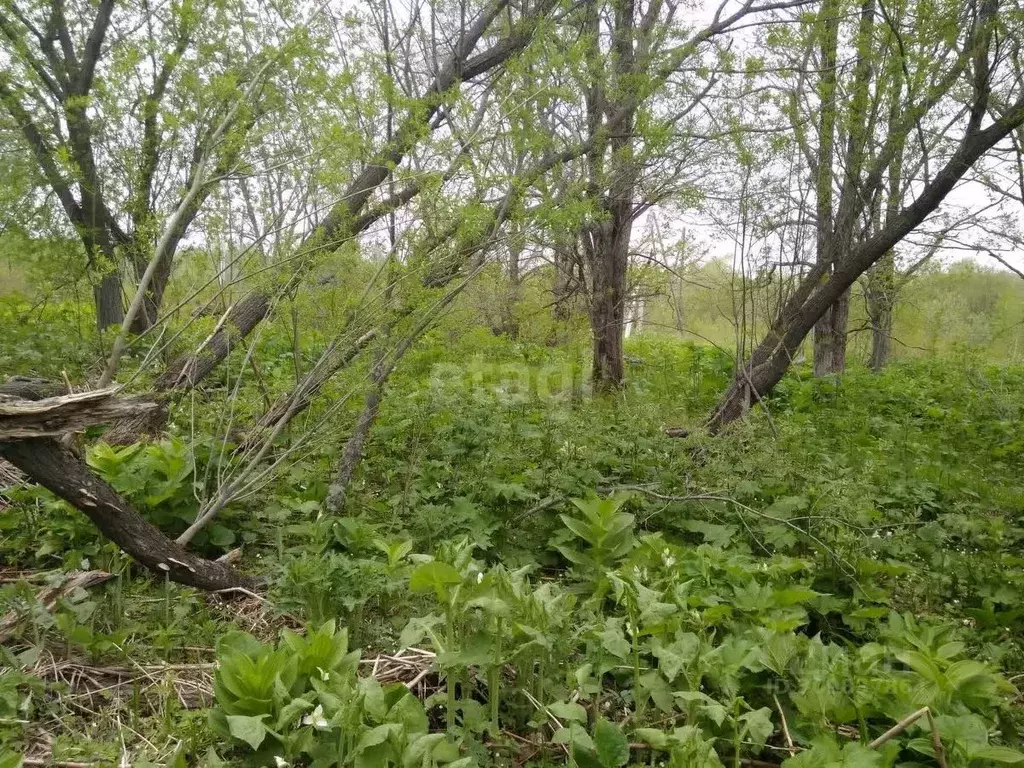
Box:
[0,382,254,590]
[102,291,272,444]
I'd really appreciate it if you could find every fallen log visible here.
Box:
[0,382,256,591]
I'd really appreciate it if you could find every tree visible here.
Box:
[562,0,811,393]
[704,0,1024,430]
[0,0,281,330]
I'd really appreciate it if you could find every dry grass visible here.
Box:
[0,457,25,511]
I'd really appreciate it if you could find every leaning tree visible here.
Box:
[702,0,1024,430]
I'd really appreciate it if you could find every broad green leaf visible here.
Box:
[593,718,629,768]
[548,700,588,723]
[226,714,267,750]
[409,561,463,599]
[970,746,1024,764]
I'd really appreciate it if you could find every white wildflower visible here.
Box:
[274,757,290,768]
[317,666,330,681]
[302,704,330,730]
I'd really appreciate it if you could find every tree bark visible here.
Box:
[94,271,125,331]
[324,375,383,514]
[580,0,635,395]
[236,328,377,453]
[817,288,850,374]
[128,248,173,334]
[552,240,581,321]
[811,0,840,376]
[589,225,628,393]
[0,438,255,590]
[102,291,271,445]
[866,254,895,371]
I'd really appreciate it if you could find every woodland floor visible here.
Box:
[1,321,1023,766]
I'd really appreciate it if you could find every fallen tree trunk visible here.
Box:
[236,327,378,453]
[0,382,255,590]
[0,439,257,590]
[0,387,161,438]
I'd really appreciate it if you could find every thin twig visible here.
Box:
[773,694,797,757]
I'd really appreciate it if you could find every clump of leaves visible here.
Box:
[210,620,468,767]
[556,494,636,583]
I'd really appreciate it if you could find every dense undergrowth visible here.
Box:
[1,299,1023,766]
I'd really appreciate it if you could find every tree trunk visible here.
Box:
[0,438,256,590]
[866,253,895,371]
[811,0,840,377]
[128,249,174,334]
[157,291,271,391]
[324,380,383,514]
[236,328,377,453]
[552,242,579,321]
[589,229,628,393]
[814,288,850,375]
[703,93,1024,433]
[581,0,635,395]
[500,236,523,338]
[94,271,124,331]
[869,306,892,372]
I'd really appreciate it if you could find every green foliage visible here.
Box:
[86,438,237,549]
[2,301,1024,764]
[556,494,636,578]
[209,620,467,767]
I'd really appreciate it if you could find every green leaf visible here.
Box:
[548,700,588,723]
[593,719,630,768]
[208,524,235,547]
[560,514,593,543]
[633,727,668,749]
[739,707,774,746]
[970,746,1024,764]
[552,723,596,753]
[274,697,313,731]
[226,714,267,750]
[598,627,631,659]
[895,650,943,683]
[355,723,402,755]
[409,561,463,599]
[388,689,429,734]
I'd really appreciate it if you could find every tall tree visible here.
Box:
[568,0,812,393]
